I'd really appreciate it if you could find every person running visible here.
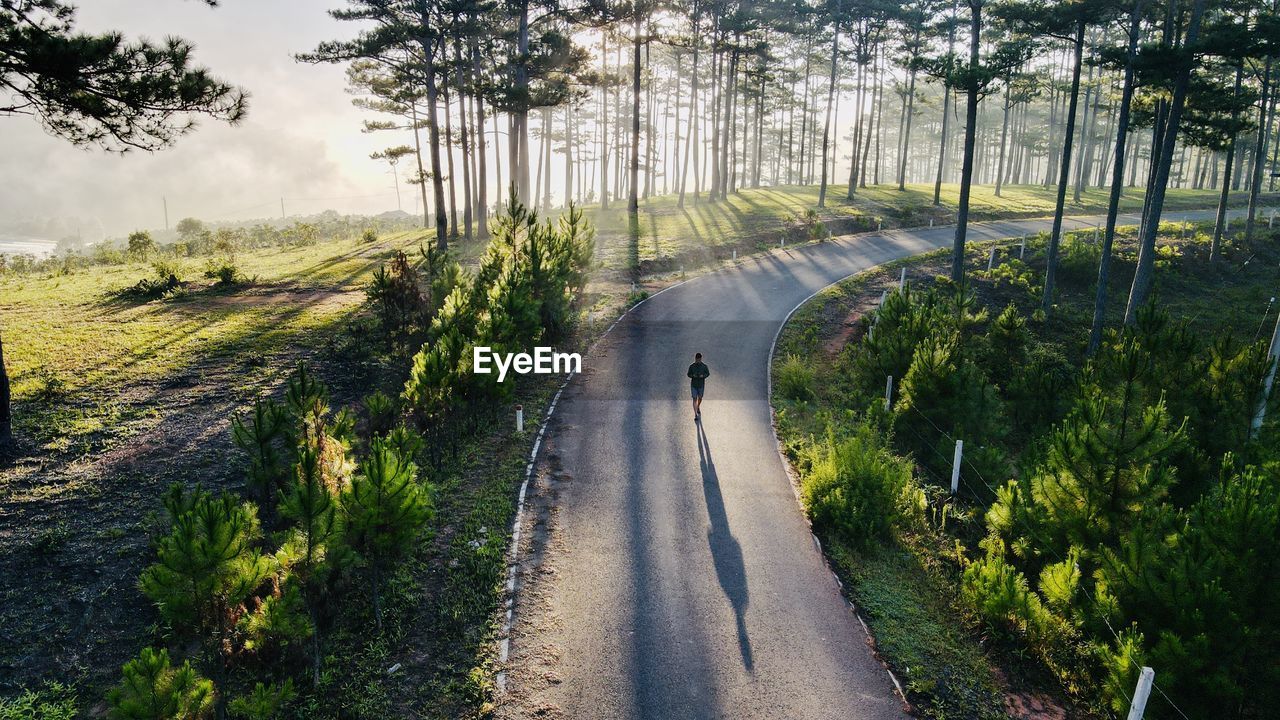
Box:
[687,352,710,420]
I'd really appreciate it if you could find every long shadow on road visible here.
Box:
[695,421,753,671]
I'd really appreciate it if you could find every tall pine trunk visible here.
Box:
[418,34,449,250]
[472,42,490,237]
[934,16,957,206]
[409,101,431,229]
[679,17,700,207]
[818,8,840,208]
[601,34,610,210]
[1124,0,1207,323]
[0,333,11,453]
[1212,65,1244,263]
[1089,0,1143,354]
[994,81,1011,197]
[898,41,919,190]
[950,0,981,283]
[1041,19,1086,314]
[455,41,473,241]
[1246,54,1275,240]
[629,13,643,214]
[444,88,458,237]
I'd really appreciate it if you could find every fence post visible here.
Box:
[950,440,963,494]
[987,247,997,271]
[1251,304,1280,437]
[885,375,893,412]
[516,405,524,433]
[1125,667,1155,720]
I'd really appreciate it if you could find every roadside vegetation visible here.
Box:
[773,220,1280,718]
[0,200,593,718]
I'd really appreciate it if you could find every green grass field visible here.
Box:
[580,182,1252,269]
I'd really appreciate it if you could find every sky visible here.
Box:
[1,0,404,241]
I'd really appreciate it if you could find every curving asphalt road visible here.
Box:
[502,207,1245,720]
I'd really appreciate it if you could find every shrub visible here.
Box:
[231,400,290,511]
[366,252,427,342]
[800,426,917,547]
[339,440,432,630]
[801,208,829,241]
[1057,234,1101,283]
[0,683,77,720]
[107,648,213,720]
[775,354,815,401]
[228,681,294,720]
[117,261,184,300]
[363,391,397,437]
[139,486,271,715]
[126,231,156,260]
[893,331,1006,486]
[360,228,378,244]
[204,257,246,286]
[849,286,950,400]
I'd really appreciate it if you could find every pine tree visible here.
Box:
[108,648,214,720]
[284,362,327,423]
[231,401,289,514]
[227,680,295,720]
[1024,335,1182,558]
[138,487,269,720]
[277,444,348,687]
[340,440,433,631]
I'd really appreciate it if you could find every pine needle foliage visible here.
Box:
[340,438,432,630]
[107,648,214,720]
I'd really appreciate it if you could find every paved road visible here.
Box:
[502,207,1245,720]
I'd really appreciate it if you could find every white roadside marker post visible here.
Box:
[732,248,737,260]
[516,405,524,433]
[987,247,997,271]
[879,289,887,307]
[1125,667,1155,720]
[885,375,893,412]
[899,267,907,289]
[950,440,963,495]
[878,219,883,231]
[930,218,934,228]
[1020,235,1027,259]
[1251,303,1280,437]
[1270,210,1275,228]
